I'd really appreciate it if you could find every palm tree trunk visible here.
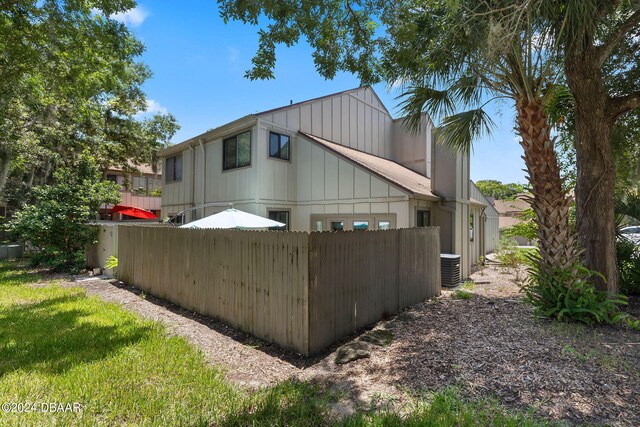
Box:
[516,97,580,277]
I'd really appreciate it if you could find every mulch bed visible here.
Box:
[59,262,640,426]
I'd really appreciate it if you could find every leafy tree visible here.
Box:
[476,180,526,200]
[220,0,581,289]
[7,156,120,271]
[503,209,539,242]
[0,0,178,205]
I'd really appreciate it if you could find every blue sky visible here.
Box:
[118,1,527,184]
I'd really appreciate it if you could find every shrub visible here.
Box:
[503,208,538,242]
[617,238,640,295]
[7,157,120,272]
[495,236,536,268]
[452,290,473,300]
[496,236,521,267]
[522,261,629,325]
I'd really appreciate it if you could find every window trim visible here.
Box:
[223,130,252,171]
[267,209,291,231]
[416,209,431,227]
[268,131,291,161]
[165,154,183,183]
[310,214,396,231]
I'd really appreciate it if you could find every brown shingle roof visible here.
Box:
[493,198,530,214]
[499,216,523,229]
[299,132,439,200]
[108,162,161,176]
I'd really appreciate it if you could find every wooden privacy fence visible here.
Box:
[118,226,440,355]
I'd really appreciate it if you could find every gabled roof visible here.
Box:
[159,86,393,158]
[257,86,392,118]
[159,115,257,158]
[108,162,161,176]
[494,198,530,215]
[299,132,439,200]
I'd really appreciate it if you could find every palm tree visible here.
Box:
[385,1,580,280]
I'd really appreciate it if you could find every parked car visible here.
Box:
[620,226,640,246]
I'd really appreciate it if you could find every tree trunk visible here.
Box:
[0,149,10,196]
[516,98,579,277]
[566,55,618,293]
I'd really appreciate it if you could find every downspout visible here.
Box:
[480,206,487,258]
[199,138,206,216]
[189,145,196,220]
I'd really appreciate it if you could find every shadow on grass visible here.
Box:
[0,293,154,375]
[217,380,335,427]
[0,260,43,285]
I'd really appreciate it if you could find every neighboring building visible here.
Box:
[471,181,500,259]
[494,195,533,245]
[100,163,162,220]
[159,86,499,278]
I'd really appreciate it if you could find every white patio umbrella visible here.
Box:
[179,208,285,229]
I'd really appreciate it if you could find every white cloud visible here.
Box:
[111,6,149,27]
[136,99,167,117]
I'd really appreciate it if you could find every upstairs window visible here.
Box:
[269,132,290,160]
[417,210,431,227]
[223,131,251,170]
[165,154,183,183]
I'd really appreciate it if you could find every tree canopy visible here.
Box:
[475,180,527,200]
[0,0,178,207]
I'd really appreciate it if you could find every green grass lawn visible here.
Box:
[0,260,550,426]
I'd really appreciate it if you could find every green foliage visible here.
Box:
[341,387,550,427]
[7,157,119,272]
[496,236,536,268]
[452,290,473,300]
[503,209,539,242]
[615,190,640,295]
[0,0,179,206]
[616,238,640,295]
[462,281,476,290]
[522,261,629,325]
[104,255,119,270]
[476,180,527,200]
[104,255,119,273]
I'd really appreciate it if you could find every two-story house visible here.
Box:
[100,163,162,220]
[159,87,498,278]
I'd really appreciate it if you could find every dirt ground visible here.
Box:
[64,259,640,426]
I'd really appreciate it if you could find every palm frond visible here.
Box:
[397,85,457,133]
[616,190,640,223]
[436,108,496,154]
[450,73,484,105]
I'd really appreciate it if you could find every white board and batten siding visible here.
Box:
[255,123,412,230]
[471,181,500,254]
[258,87,394,158]
[162,147,194,217]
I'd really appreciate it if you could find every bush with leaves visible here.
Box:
[503,208,538,243]
[7,157,120,272]
[522,257,629,325]
[617,238,640,295]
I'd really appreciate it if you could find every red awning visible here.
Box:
[110,205,158,219]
